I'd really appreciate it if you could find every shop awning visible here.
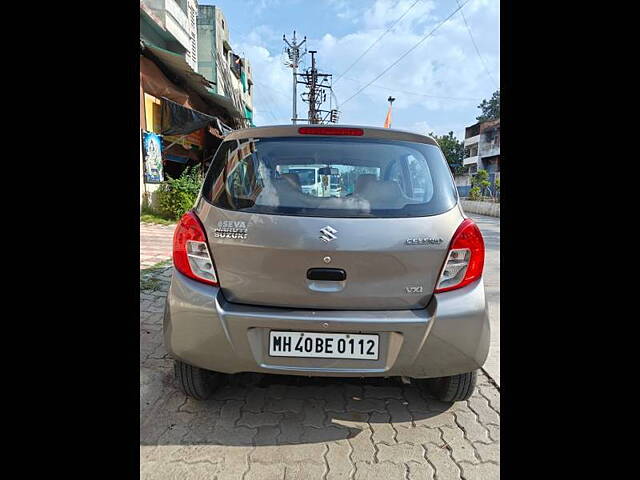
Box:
[161,97,215,136]
[141,41,245,120]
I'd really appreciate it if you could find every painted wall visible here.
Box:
[460,199,500,218]
[196,5,218,93]
[140,18,168,50]
[197,5,253,118]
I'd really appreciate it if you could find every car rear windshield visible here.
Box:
[202,136,458,218]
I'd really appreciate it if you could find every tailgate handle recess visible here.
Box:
[306,268,347,281]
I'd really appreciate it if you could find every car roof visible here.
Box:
[224,124,439,146]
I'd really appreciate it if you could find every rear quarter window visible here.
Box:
[201,137,457,218]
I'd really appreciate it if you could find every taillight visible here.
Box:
[172,211,219,286]
[434,218,484,293]
[298,127,364,136]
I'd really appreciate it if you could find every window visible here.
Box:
[287,168,317,186]
[203,137,457,218]
[406,154,433,202]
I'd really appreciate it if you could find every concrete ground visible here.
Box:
[140,222,176,269]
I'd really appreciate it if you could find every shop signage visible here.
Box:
[142,131,164,183]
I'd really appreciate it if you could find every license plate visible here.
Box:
[269,331,379,360]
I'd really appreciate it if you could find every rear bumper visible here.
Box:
[164,270,490,378]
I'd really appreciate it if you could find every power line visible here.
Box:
[254,84,285,123]
[334,0,422,84]
[341,0,471,107]
[339,75,482,101]
[252,81,290,99]
[456,0,498,89]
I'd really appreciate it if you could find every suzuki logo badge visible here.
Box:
[319,226,338,243]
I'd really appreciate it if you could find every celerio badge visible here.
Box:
[405,237,443,246]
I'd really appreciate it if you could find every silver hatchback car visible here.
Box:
[164,125,489,403]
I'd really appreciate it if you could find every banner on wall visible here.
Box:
[142,131,164,183]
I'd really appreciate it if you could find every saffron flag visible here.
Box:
[384,105,392,128]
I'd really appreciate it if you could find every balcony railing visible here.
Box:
[464,134,480,146]
[165,0,188,32]
[141,0,190,49]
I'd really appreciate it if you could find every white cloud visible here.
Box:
[362,0,437,30]
[233,0,499,135]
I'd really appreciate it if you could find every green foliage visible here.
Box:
[140,212,175,225]
[468,185,482,200]
[476,90,500,122]
[494,178,500,197]
[156,167,204,220]
[469,170,493,201]
[140,260,172,291]
[428,131,465,174]
[471,169,489,187]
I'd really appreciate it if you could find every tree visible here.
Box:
[470,169,491,200]
[429,131,465,175]
[476,90,500,122]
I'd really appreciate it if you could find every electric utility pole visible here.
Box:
[296,50,339,124]
[283,31,306,124]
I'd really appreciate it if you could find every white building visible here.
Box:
[463,118,500,177]
[140,0,198,71]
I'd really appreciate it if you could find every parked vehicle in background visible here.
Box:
[165,125,489,403]
[284,166,321,196]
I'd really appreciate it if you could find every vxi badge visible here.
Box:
[214,220,248,239]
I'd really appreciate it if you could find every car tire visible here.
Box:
[421,370,477,402]
[174,360,222,400]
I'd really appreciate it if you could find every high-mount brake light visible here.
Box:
[434,218,484,293]
[172,211,219,286]
[298,127,364,136]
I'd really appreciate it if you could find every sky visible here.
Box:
[199,0,499,140]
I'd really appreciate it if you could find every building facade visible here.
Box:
[139,1,252,211]
[455,118,500,197]
[197,5,254,126]
[463,118,500,177]
[140,0,198,71]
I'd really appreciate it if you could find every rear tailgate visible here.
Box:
[198,202,462,310]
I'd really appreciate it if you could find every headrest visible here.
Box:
[365,180,405,208]
[355,174,378,194]
[280,173,301,191]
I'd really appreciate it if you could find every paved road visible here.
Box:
[140,222,176,269]
[140,264,500,479]
[467,214,500,386]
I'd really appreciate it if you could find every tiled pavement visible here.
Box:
[140,266,500,480]
[140,222,176,269]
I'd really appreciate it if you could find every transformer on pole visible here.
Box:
[282,31,306,125]
[296,50,339,124]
